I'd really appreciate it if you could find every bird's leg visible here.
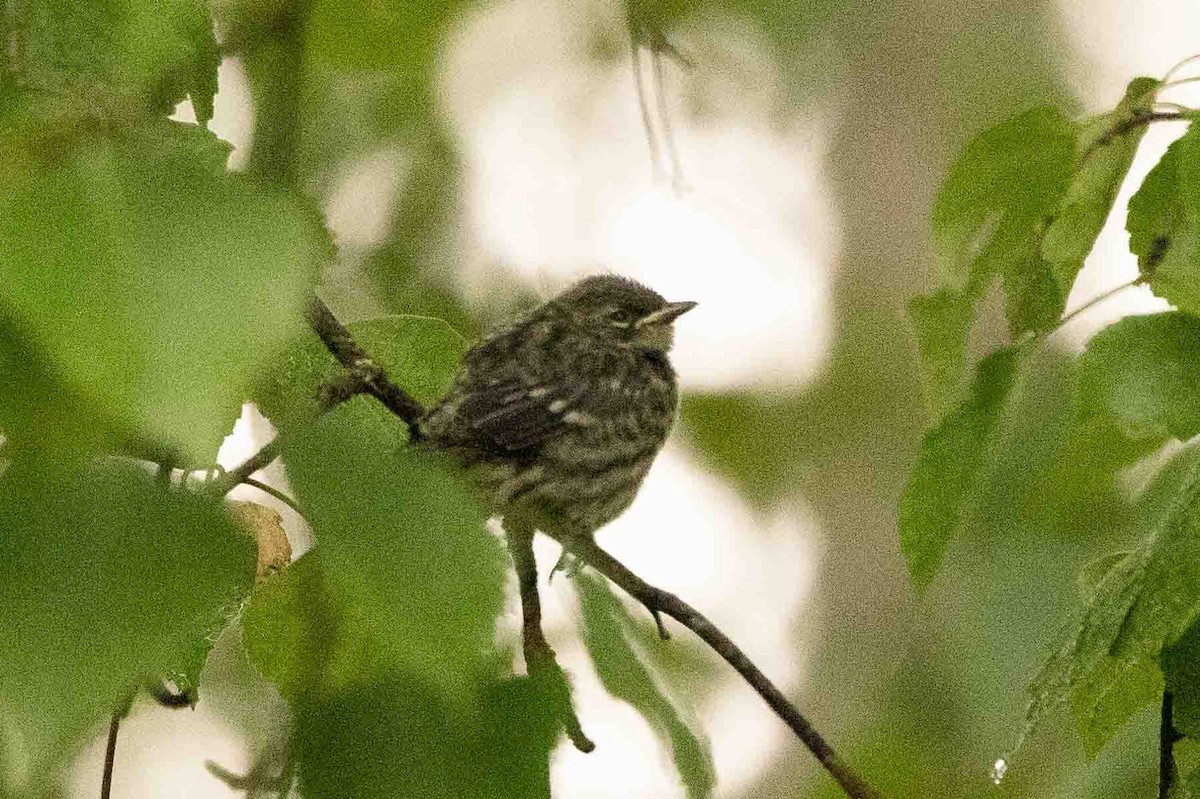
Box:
[505,520,595,753]
[548,549,582,582]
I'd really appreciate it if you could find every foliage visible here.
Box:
[902,62,1200,781]
[7,0,1200,794]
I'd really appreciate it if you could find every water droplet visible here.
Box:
[989,757,1008,785]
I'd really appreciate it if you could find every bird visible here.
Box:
[418,275,696,546]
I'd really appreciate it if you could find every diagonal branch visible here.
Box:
[560,534,884,799]
[302,297,885,798]
[305,296,426,437]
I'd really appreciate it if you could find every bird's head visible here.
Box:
[555,275,696,352]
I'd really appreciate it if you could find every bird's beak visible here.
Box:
[637,301,698,327]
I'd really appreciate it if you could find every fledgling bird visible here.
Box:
[419,275,696,544]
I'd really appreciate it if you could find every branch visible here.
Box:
[305,296,426,438]
[100,713,120,799]
[1160,691,1183,799]
[304,301,885,798]
[210,437,285,498]
[560,534,885,799]
[100,692,135,799]
[1084,110,1186,160]
[506,525,595,753]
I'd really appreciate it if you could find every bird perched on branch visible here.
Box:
[419,275,695,544]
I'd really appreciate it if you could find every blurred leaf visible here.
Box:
[11,0,218,118]
[1164,620,1200,739]
[1027,441,1200,757]
[282,406,505,698]
[909,290,973,419]
[362,134,465,311]
[1077,551,1134,600]
[253,313,465,433]
[930,106,1076,335]
[295,672,557,799]
[1041,77,1159,296]
[242,551,336,702]
[306,0,465,87]
[1068,653,1164,758]
[575,571,715,799]
[0,120,328,461]
[899,346,1023,591]
[1078,312,1200,441]
[0,460,254,783]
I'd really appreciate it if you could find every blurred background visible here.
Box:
[66,0,1200,795]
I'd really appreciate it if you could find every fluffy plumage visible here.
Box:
[419,275,695,538]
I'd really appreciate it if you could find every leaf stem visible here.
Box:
[242,476,301,513]
[100,692,134,799]
[1049,277,1142,336]
[99,713,120,799]
[1163,53,1200,85]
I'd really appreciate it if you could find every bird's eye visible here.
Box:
[607,308,636,326]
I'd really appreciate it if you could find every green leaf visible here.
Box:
[241,552,338,702]
[0,121,328,460]
[1077,551,1134,600]
[281,406,505,698]
[1127,127,1192,276]
[931,106,1076,335]
[306,0,465,75]
[294,672,558,799]
[1041,77,1159,295]
[899,347,1023,590]
[1163,619,1200,739]
[909,290,974,418]
[1145,124,1200,314]
[0,460,255,783]
[1127,123,1200,315]
[253,314,465,435]
[1027,441,1200,757]
[1078,312,1200,441]
[11,0,219,118]
[575,571,716,799]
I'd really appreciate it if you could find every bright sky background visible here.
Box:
[73,0,1200,796]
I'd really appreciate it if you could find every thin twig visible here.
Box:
[1049,277,1142,336]
[560,534,884,799]
[100,692,136,799]
[242,476,301,513]
[629,36,662,180]
[100,713,120,799]
[652,45,687,194]
[1160,691,1182,799]
[210,437,285,498]
[305,296,425,437]
[1163,53,1200,84]
[507,525,595,753]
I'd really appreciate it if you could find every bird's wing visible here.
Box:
[451,375,583,452]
